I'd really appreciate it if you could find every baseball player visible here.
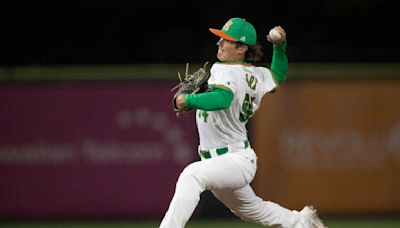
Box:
[160,18,326,228]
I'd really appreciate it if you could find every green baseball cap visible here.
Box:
[209,18,257,46]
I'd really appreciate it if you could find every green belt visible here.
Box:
[200,140,250,159]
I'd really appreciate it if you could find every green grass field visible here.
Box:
[2,217,400,228]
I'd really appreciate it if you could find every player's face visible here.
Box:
[216,38,245,62]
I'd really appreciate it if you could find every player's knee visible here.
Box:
[229,197,264,223]
[179,164,204,188]
[180,163,203,181]
[174,164,205,200]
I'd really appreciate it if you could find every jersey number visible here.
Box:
[246,74,258,91]
[239,94,255,122]
[198,110,208,123]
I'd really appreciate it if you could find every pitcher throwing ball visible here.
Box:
[160,17,326,228]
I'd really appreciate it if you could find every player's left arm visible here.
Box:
[175,85,233,111]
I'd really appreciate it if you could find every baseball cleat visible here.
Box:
[300,206,327,228]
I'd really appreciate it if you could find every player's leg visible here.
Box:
[212,185,313,228]
[159,161,205,228]
[160,151,257,228]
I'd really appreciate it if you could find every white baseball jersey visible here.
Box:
[196,62,277,150]
[161,63,317,228]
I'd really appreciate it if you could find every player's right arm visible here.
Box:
[270,41,288,85]
[268,26,288,85]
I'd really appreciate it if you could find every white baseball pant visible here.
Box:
[159,146,308,228]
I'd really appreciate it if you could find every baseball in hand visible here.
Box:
[268,28,282,42]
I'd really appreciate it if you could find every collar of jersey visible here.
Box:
[216,61,253,66]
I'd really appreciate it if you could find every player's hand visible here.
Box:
[266,26,286,45]
[175,94,186,110]
[174,94,190,118]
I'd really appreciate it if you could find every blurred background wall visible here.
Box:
[1,0,400,221]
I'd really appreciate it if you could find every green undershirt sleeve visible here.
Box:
[270,41,288,84]
[185,85,234,111]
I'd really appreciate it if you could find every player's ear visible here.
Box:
[237,44,248,55]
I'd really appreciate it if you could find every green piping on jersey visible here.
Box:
[185,85,234,111]
[270,41,288,84]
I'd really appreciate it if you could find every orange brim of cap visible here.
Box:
[209,28,237,42]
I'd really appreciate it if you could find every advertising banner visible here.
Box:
[0,81,197,218]
[253,80,400,214]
